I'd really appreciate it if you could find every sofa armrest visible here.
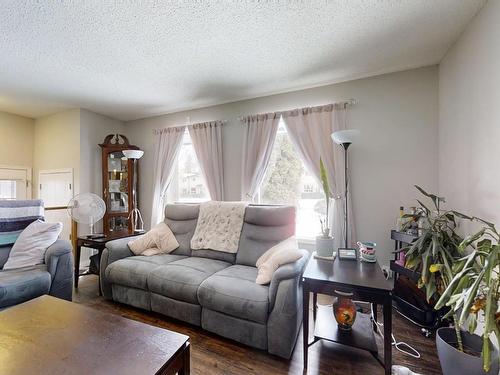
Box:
[267,249,310,358]
[100,236,138,300]
[268,249,310,307]
[45,239,73,301]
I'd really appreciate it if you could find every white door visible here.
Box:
[39,169,74,242]
[39,169,73,208]
[0,166,31,200]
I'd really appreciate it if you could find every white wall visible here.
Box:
[0,111,34,168]
[125,66,439,267]
[439,0,500,230]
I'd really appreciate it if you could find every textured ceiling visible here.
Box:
[0,0,486,121]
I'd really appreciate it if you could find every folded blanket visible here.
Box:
[0,200,44,247]
[191,201,247,253]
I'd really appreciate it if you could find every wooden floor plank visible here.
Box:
[74,276,442,375]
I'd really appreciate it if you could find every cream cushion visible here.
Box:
[128,222,179,256]
[256,236,298,268]
[3,220,62,270]
[255,236,301,285]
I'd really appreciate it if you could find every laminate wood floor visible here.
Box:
[74,276,442,375]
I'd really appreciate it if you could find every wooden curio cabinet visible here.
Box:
[100,134,140,236]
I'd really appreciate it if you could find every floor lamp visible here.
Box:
[123,149,145,233]
[331,129,360,257]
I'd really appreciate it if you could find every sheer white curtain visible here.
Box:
[240,113,280,200]
[188,121,224,201]
[150,126,186,226]
[283,104,355,249]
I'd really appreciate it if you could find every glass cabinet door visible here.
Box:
[107,151,129,213]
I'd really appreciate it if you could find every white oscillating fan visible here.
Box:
[68,193,106,239]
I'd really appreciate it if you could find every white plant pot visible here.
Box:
[316,236,334,257]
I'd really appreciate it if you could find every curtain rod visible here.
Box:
[153,119,227,134]
[237,99,357,122]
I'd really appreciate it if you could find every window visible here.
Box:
[166,129,210,203]
[0,180,17,200]
[256,119,326,240]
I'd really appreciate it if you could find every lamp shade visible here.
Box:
[331,129,360,145]
[123,149,144,159]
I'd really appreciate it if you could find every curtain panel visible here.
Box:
[188,121,224,201]
[150,126,186,226]
[283,103,356,249]
[240,113,280,201]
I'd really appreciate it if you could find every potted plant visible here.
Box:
[403,186,499,375]
[315,158,334,257]
[434,215,499,375]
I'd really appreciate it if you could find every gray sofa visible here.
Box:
[0,239,74,308]
[100,204,309,358]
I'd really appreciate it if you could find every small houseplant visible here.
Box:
[402,186,499,375]
[315,158,334,257]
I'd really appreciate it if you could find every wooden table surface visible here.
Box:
[0,295,190,375]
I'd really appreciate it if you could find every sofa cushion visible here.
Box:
[198,265,269,324]
[164,204,200,256]
[0,265,51,308]
[236,205,296,267]
[148,257,230,304]
[105,254,187,290]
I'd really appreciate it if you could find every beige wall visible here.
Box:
[79,109,125,197]
[125,66,439,267]
[33,109,81,198]
[0,111,34,168]
[439,0,500,231]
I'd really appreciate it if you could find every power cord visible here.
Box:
[372,319,421,359]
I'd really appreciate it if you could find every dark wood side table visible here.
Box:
[74,232,142,294]
[302,256,393,375]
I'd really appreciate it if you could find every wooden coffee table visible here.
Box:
[0,296,190,375]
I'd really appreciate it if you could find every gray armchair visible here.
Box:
[0,239,73,308]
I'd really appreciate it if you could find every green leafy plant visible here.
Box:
[319,158,332,237]
[434,215,500,372]
[399,186,467,351]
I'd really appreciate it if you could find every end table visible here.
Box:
[302,256,393,374]
[74,231,142,294]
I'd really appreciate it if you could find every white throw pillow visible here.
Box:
[255,237,302,285]
[128,222,179,256]
[3,220,62,270]
[256,236,298,268]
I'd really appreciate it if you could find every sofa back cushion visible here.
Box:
[163,204,199,256]
[236,205,296,267]
[165,204,236,263]
[0,246,12,269]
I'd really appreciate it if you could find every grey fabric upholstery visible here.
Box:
[100,236,136,299]
[111,284,151,310]
[148,257,230,304]
[100,204,309,359]
[198,265,269,324]
[0,265,51,308]
[106,254,187,290]
[0,246,12,269]
[164,204,199,256]
[202,308,268,350]
[0,239,73,308]
[45,239,73,301]
[151,293,201,326]
[236,205,296,267]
